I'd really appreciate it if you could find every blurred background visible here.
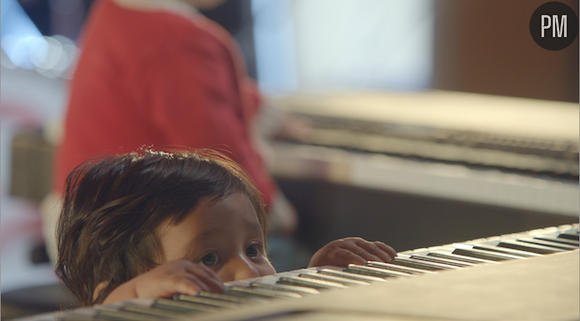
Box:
[1,0,578,318]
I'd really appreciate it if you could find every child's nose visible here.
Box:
[232,257,261,281]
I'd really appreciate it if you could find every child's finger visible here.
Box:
[172,274,210,296]
[183,262,225,293]
[171,273,225,297]
[340,240,384,263]
[373,241,397,260]
[360,239,397,262]
[183,262,215,280]
[348,239,391,262]
[354,239,397,262]
[198,277,225,293]
[332,248,368,266]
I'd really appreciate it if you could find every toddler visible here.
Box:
[55,149,396,306]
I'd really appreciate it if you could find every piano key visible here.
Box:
[409,254,475,267]
[57,314,96,321]
[344,264,413,278]
[277,276,349,290]
[517,238,580,250]
[365,261,436,274]
[557,232,580,241]
[388,257,459,271]
[452,248,524,261]
[497,241,563,254]
[58,314,98,321]
[317,268,387,283]
[533,236,579,246]
[227,286,301,299]
[120,305,185,319]
[195,291,266,304]
[297,272,369,286]
[173,294,241,308]
[556,224,575,231]
[59,302,160,320]
[471,244,540,258]
[95,308,164,320]
[250,282,320,295]
[427,252,497,264]
[151,298,220,313]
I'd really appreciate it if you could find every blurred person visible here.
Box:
[41,0,304,263]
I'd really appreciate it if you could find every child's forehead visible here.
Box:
[195,192,257,220]
[163,192,261,233]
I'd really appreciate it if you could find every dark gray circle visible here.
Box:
[530,1,578,51]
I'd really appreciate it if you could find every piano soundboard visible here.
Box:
[20,224,579,321]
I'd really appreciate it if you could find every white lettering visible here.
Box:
[541,15,551,37]
[552,15,567,37]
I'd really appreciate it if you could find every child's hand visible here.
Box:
[101,260,225,304]
[308,238,396,268]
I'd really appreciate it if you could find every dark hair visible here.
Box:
[55,149,267,306]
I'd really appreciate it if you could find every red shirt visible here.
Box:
[54,0,277,206]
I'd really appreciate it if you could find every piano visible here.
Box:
[266,90,579,215]
[263,90,579,252]
[19,223,579,321]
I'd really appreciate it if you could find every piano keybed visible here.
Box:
[23,224,579,321]
[269,90,580,180]
[278,113,579,180]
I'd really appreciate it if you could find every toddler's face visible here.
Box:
[156,192,275,282]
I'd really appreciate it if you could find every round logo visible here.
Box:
[530,1,578,51]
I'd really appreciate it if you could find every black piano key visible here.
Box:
[472,245,539,258]
[388,257,458,271]
[317,268,387,283]
[277,276,348,290]
[497,241,562,255]
[558,232,579,241]
[227,286,301,299]
[517,238,579,250]
[195,291,266,304]
[151,298,220,313]
[121,305,186,319]
[298,272,369,286]
[427,252,496,264]
[533,236,579,246]
[409,254,474,267]
[344,264,412,278]
[452,248,522,261]
[365,261,434,274]
[250,282,320,295]
[173,294,240,308]
[95,308,164,320]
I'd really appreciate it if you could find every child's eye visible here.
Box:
[246,245,260,258]
[199,252,219,266]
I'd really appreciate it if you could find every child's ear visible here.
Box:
[93,281,110,302]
